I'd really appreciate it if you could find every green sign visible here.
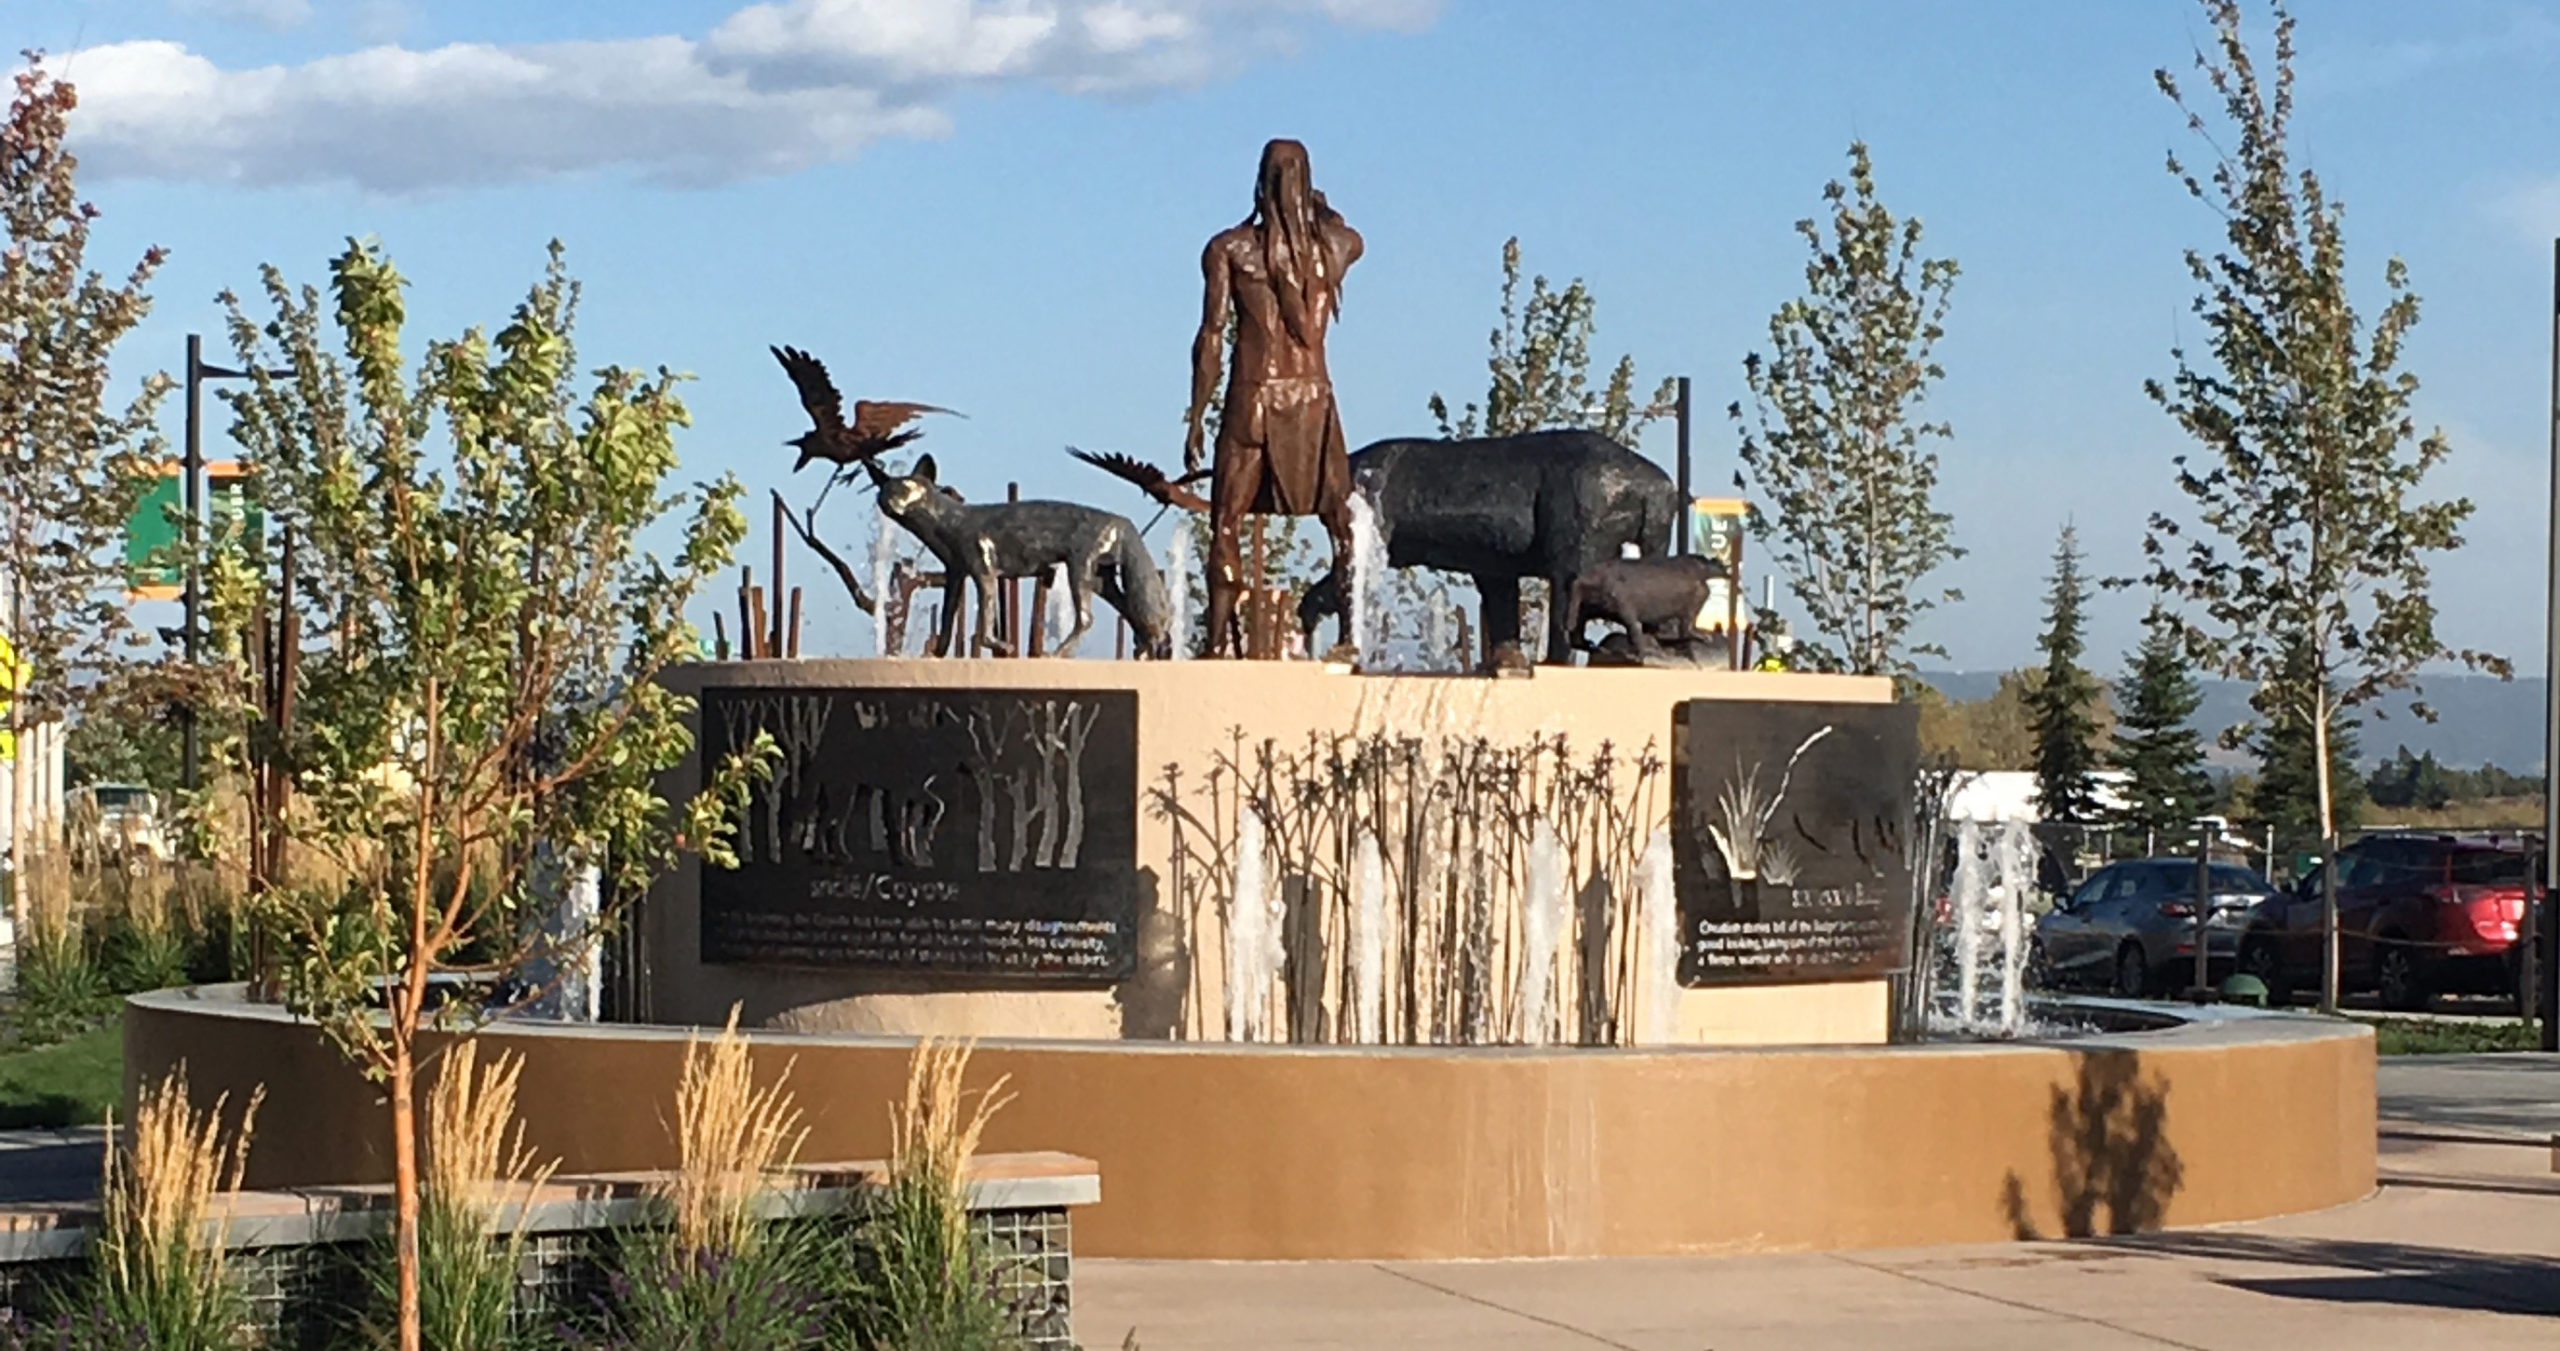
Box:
[124,464,261,599]
[123,470,185,598]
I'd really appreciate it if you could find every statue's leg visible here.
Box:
[1061,556,1097,657]
[1477,573,1525,671]
[1316,490,1358,660]
[1543,569,1579,666]
[1204,446,1262,660]
[1561,578,1590,653]
[972,568,1011,657]
[1296,570,1337,650]
[937,574,965,656]
[1624,598,1667,660]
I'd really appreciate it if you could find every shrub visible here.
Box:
[82,1067,262,1350]
[399,1040,557,1351]
[579,1010,820,1351]
[14,924,114,1046]
[849,1040,1021,1351]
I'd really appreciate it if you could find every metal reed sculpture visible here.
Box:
[1151,728,1671,1046]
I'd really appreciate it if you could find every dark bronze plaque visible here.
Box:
[698,686,1139,981]
[1672,700,1919,986]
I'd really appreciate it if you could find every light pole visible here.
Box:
[178,333,280,792]
[2543,241,2560,1049]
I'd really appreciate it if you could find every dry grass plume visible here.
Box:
[666,1007,806,1258]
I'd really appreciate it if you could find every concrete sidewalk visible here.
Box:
[1079,1129,2560,1350]
[2376,1052,2560,1137]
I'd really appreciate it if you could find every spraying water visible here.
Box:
[1517,819,1566,1045]
[1422,585,1451,673]
[1043,562,1072,654]
[1992,819,2034,1037]
[1351,829,1387,1043]
[1227,806,1278,1041]
[869,502,897,657]
[1347,490,1388,665]
[1951,819,1986,1027]
[1166,529,1193,660]
[1639,826,1679,1045]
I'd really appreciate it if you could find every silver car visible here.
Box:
[2033,858,2281,997]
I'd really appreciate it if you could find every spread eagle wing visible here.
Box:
[1067,446,1211,512]
[770,345,844,433]
[850,399,964,440]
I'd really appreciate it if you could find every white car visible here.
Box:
[67,783,172,868]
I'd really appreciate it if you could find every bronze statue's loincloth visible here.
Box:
[1219,375,1349,516]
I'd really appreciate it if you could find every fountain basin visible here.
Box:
[128,988,2373,1260]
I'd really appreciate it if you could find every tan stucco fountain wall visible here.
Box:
[642,658,1898,1046]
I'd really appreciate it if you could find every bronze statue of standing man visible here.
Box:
[1185,138,1364,658]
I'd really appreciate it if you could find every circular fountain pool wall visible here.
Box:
[128,989,2374,1260]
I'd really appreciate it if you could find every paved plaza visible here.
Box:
[1079,1055,2560,1350]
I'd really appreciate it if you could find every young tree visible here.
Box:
[1426,236,1676,659]
[2028,524,2104,823]
[1428,236,1676,443]
[2140,0,2498,1008]
[1732,141,1962,677]
[206,239,768,1351]
[2109,610,2214,841]
[1913,670,2039,772]
[0,58,169,906]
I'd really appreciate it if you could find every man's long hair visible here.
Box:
[1249,138,1344,346]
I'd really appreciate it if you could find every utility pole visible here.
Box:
[1674,376,1693,556]
[2542,240,2560,1049]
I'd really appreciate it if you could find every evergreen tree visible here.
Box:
[2366,746,2451,810]
[2247,644,2364,851]
[2110,610,2213,838]
[2027,524,2103,822]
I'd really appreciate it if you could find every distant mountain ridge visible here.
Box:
[1916,671,2548,772]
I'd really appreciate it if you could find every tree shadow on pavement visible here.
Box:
[2002,1049,2185,1239]
[2107,1232,2560,1318]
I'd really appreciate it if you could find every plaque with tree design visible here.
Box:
[1673,700,1918,985]
[699,687,1139,980]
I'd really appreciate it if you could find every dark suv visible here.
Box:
[2238,832,2538,1009]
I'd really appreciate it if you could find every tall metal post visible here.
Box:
[180,335,204,792]
[1674,376,1693,555]
[2193,818,2214,997]
[2542,239,2560,1048]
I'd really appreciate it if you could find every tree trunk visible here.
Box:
[393,681,441,1351]
[1863,463,1881,676]
[389,1022,422,1351]
[7,701,26,944]
[2311,687,2341,1014]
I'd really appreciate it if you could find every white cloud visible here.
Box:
[57,0,1440,194]
[350,0,410,45]
[171,0,314,32]
[2489,176,2560,245]
[2299,8,2560,97]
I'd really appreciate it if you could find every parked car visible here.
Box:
[2239,831,2536,1010]
[2033,857,2282,997]
[65,783,172,870]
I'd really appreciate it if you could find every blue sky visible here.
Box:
[17,0,2560,673]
